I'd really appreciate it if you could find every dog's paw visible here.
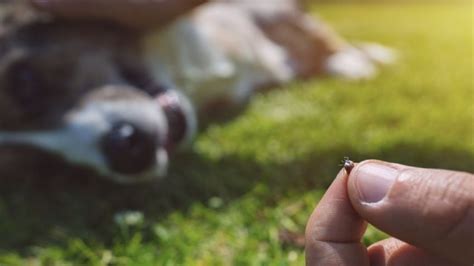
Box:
[325,47,378,80]
[356,43,398,66]
[325,44,397,80]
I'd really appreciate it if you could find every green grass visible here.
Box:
[0,2,472,265]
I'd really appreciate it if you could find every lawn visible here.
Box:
[0,2,472,265]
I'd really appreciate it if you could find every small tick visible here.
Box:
[340,156,354,174]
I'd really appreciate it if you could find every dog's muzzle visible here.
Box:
[0,84,196,183]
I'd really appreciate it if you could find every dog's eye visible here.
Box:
[5,61,45,114]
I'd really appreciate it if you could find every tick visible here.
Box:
[340,156,354,174]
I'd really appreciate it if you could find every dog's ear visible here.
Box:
[0,52,72,130]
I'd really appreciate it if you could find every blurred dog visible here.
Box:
[0,1,196,183]
[0,0,394,183]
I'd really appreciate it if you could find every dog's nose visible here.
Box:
[100,121,159,175]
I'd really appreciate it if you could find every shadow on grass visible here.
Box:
[0,140,472,253]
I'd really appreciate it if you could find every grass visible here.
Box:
[0,2,473,265]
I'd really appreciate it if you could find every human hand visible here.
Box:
[305,160,474,265]
[30,0,207,29]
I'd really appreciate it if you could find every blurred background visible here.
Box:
[0,0,472,265]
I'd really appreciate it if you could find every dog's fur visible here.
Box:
[0,0,184,182]
[0,0,395,183]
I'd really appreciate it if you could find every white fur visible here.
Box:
[325,47,378,80]
[325,43,396,80]
[146,1,396,108]
[144,2,295,108]
[357,43,398,65]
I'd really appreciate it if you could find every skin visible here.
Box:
[30,0,208,29]
[306,160,474,266]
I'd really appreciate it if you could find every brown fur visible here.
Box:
[0,1,145,130]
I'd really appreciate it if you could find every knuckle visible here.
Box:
[391,168,473,234]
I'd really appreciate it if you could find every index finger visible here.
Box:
[305,168,369,265]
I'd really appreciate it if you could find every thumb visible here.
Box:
[347,160,474,265]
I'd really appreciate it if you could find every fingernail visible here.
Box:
[354,163,398,203]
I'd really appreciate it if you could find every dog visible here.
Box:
[0,0,394,183]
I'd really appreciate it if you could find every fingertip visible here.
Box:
[367,237,405,265]
[367,238,456,266]
[366,244,386,266]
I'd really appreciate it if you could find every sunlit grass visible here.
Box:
[0,2,472,265]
